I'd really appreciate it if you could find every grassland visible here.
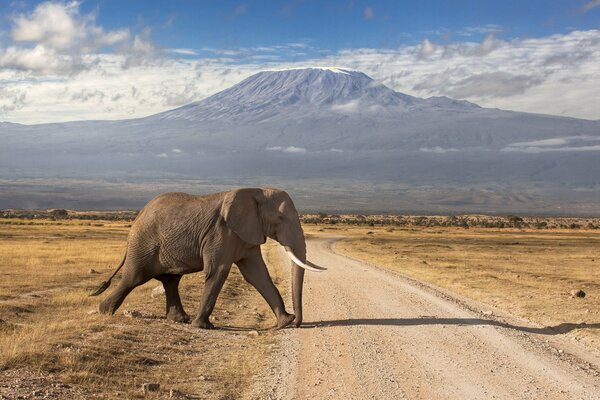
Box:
[0,218,287,399]
[326,225,600,348]
[2,215,599,398]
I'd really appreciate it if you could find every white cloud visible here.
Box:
[419,38,438,58]
[478,34,499,55]
[171,148,183,153]
[331,100,360,113]
[0,4,599,123]
[318,29,600,119]
[507,138,570,148]
[0,44,72,74]
[0,86,27,113]
[443,72,545,98]
[266,145,307,154]
[419,147,459,153]
[156,153,168,158]
[11,1,85,50]
[502,145,600,153]
[283,146,307,154]
[458,24,504,37]
[94,28,130,48]
[170,48,199,56]
[0,1,136,75]
[503,136,600,152]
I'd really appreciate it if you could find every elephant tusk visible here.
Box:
[284,247,327,272]
[306,260,327,271]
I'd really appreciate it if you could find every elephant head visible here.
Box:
[221,188,325,327]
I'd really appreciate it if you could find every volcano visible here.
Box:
[1,67,599,214]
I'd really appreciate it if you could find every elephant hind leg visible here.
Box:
[98,266,152,315]
[192,261,233,330]
[156,274,189,323]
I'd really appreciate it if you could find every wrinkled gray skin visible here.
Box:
[95,188,306,329]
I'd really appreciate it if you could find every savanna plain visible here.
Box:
[0,214,599,399]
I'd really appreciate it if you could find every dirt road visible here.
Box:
[260,236,600,399]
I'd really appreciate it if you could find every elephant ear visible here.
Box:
[221,189,266,246]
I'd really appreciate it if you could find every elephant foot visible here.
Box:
[191,318,215,330]
[275,313,295,330]
[98,300,115,315]
[166,307,190,323]
[167,312,190,324]
[293,315,302,328]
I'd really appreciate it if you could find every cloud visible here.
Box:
[502,135,600,153]
[0,87,27,113]
[0,44,72,74]
[11,1,85,50]
[322,29,600,119]
[171,148,183,153]
[283,146,307,154]
[503,136,600,152]
[507,138,570,147]
[331,100,360,113]
[419,38,438,58]
[266,145,307,154]
[419,147,459,153]
[0,6,599,124]
[170,48,199,56]
[444,72,545,98]
[580,0,600,12]
[0,1,143,74]
[458,24,504,37]
[503,145,600,153]
[123,29,156,68]
[478,34,499,55]
[70,88,106,102]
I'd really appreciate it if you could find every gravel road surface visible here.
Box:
[259,236,600,400]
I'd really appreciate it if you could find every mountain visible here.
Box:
[1,67,599,214]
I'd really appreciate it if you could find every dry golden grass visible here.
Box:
[0,218,288,399]
[319,225,600,347]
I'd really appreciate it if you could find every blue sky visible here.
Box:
[0,1,599,123]
[62,1,600,51]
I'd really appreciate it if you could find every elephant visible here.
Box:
[90,188,325,329]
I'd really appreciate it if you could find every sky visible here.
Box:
[0,0,599,124]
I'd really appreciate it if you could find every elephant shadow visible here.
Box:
[304,317,600,335]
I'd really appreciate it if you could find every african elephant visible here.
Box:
[90,188,325,329]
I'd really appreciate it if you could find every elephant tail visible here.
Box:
[89,250,127,296]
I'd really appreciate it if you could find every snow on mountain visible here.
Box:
[1,67,599,212]
[151,67,418,122]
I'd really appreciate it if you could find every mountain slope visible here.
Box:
[1,67,599,213]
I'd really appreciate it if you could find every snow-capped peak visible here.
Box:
[270,66,354,75]
[154,67,419,121]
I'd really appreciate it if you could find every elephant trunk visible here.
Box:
[281,220,326,328]
[290,240,306,328]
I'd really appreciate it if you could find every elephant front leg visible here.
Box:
[237,248,295,330]
[192,262,232,329]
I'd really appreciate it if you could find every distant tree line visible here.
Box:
[0,209,138,221]
[300,213,600,230]
[1,209,598,229]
